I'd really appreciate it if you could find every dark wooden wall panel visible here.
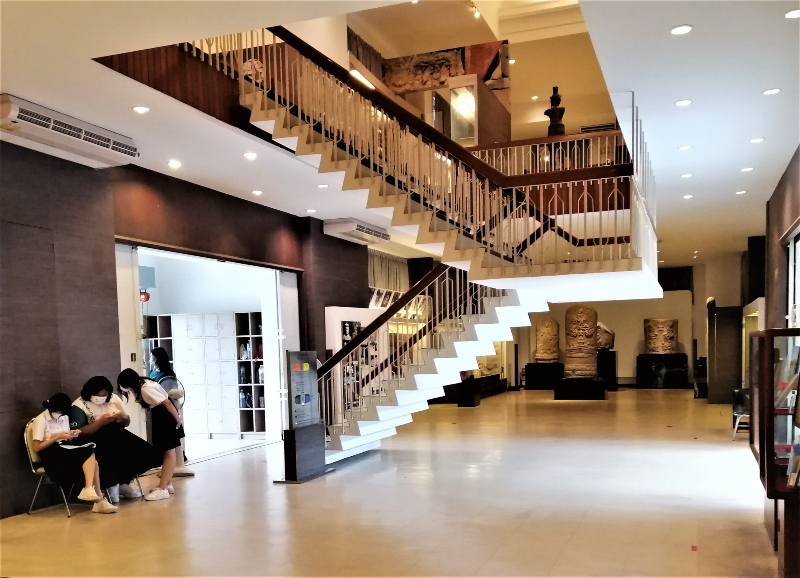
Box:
[766,147,800,329]
[476,78,511,146]
[0,142,120,518]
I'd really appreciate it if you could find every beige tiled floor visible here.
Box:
[0,389,777,577]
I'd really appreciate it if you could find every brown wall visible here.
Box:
[766,147,800,329]
[0,142,121,518]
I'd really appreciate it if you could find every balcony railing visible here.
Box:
[177,28,656,273]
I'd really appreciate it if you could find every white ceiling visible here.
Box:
[581,1,799,267]
[0,1,430,259]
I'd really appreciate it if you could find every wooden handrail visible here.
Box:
[317,262,449,379]
[466,130,624,152]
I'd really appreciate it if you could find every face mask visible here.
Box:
[90,395,107,405]
[51,412,62,420]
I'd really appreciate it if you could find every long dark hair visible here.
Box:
[117,368,149,409]
[42,393,72,415]
[80,376,113,403]
[150,347,175,378]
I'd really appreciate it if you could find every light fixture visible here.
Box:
[763,88,781,96]
[318,184,329,189]
[693,255,697,259]
[306,209,317,213]
[741,167,754,172]
[750,138,764,143]
[473,6,481,18]
[675,99,692,107]
[132,106,149,114]
[736,190,747,195]
[659,260,665,264]
[694,250,698,254]
[683,194,693,199]
[681,173,692,178]
[411,0,418,3]
[349,70,375,90]
[244,152,257,160]
[252,190,263,196]
[509,59,516,64]
[531,96,539,100]
[670,24,693,35]
[786,9,800,18]
[168,159,181,169]
[679,145,692,151]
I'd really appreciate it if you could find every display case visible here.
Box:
[751,329,800,499]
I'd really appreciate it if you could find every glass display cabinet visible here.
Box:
[751,329,800,498]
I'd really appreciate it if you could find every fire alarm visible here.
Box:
[140,290,150,302]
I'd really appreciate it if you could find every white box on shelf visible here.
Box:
[220,362,237,385]
[222,409,240,433]
[205,361,221,385]
[204,338,220,361]
[218,313,235,337]
[172,314,188,338]
[186,338,204,362]
[206,386,222,410]
[203,314,219,337]
[219,337,236,360]
[222,387,239,410]
[187,314,203,338]
[207,409,223,433]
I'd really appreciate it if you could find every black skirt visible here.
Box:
[38,443,96,488]
[150,404,185,453]
[81,423,161,488]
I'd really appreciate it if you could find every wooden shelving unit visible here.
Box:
[235,312,266,435]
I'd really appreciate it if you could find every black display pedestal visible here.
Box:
[597,349,618,391]
[275,423,332,484]
[554,377,607,400]
[636,353,690,389]
[525,362,565,390]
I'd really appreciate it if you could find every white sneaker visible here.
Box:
[107,485,120,503]
[166,484,174,494]
[119,483,143,499]
[92,499,119,514]
[144,488,171,501]
[77,487,102,503]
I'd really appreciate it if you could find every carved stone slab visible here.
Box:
[596,322,615,350]
[644,319,678,354]
[564,304,597,377]
[535,316,559,363]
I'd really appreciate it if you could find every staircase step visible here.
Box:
[347,413,413,437]
[329,427,397,451]
[325,440,381,465]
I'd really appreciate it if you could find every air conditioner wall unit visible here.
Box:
[323,219,390,245]
[0,94,140,168]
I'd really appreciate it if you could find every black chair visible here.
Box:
[732,388,750,441]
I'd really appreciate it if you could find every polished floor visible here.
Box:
[1,390,777,577]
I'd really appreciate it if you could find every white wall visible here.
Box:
[138,251,266,315]
[529,291,694,381]
[287,15,349,69]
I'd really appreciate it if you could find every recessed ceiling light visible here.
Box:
[474,8,481,18]
[168,159,181,169]
[750,138,764,143]
[132,106,149,114]
[307,209,317,213]
[693,256,697,259]
[736,190,747,195]
[763,88,781,95]
[349,70,375,90]
[741,167,754,172]
[683,194,693,199]
[675,99,692,107]
[509,59,516,64]
[679,145,692,151]
[318,184,329,189]
[670,24,693,35]
[694,251,698,253]
[252,190,263,196]
[681,174,692,178]
[531,96,538,100]
[659,260,665,264]
[244,152,257,160]
[786,9,800,18]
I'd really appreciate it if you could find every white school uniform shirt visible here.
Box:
[31,410,71,442]
[140,379,169,409]
[71,393,129,427]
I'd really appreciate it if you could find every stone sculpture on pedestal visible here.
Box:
[564,304,597,377]
[535,316,559,363]
[644,319,678,353]
[596,322,615,350]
